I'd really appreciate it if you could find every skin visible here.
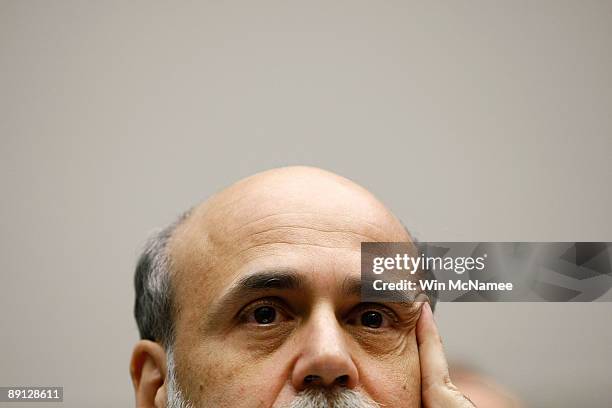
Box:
[130,166,476,408]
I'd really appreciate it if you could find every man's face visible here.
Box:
[167,168,422,407]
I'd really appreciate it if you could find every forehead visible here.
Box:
[167,174,410,311]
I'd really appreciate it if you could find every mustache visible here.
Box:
[286,387,381,408]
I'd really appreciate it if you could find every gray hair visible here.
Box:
[166,346,195,408]
[133,210,192,347]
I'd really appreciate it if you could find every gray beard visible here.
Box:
[166,350,380,408]
[285,388,380,408]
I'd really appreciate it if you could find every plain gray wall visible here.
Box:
[1,1,611,407]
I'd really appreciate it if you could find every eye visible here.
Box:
[253,306,276,324]
[360,311,383,328]
[238,298,292,326]
[346,303,396,330]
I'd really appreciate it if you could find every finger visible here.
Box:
[417,303,476,407]
[416,302,452,392]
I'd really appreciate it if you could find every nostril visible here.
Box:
[304,375,321,385]
[335,375,349,387]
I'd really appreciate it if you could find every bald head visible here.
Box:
[184,167,408,240]
[171,166,411,274]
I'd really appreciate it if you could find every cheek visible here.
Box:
[176,339,292,408]
[356,332,421,408]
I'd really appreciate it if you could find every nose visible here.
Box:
[291,304,359,391]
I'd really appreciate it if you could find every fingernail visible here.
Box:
[423,301,434,321]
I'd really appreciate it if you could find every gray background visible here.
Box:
[1,1,611,407]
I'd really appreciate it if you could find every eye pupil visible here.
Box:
[361,311,383,328]
[253,306,276,324]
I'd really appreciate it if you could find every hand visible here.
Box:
[416,302,476,407]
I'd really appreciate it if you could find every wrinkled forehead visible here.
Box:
[167,170,411,307]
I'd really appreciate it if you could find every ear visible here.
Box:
[130,340,168,408]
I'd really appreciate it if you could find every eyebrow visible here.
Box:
[239,270,304,291]
[341,275,363,298]
[205,269,303,330]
